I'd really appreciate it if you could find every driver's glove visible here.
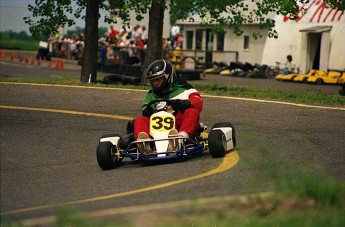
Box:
[169,99,192,113]
[142,106,154,117]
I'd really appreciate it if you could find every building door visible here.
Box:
[308,32,321,70]
[300,26,332,72]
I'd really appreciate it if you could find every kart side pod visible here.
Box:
[208,123,236,158]
[100,136,121,146]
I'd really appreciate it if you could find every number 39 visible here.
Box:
[151,116,174,130]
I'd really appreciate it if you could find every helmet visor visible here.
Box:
[147,70,168,81]
[149,76,166,89]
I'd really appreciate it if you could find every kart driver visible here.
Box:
[134,59,203,153]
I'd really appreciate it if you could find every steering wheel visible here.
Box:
[146,99,172,113]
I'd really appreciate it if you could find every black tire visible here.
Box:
[208,129,227,158]
[316,78,323,85]
[176,70,201,80]
[339,83,345,96]
[303,77,308,83]
[212,122,236,148]
[103,74,123,84]
[96,142,120,170]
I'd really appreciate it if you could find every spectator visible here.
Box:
[170,21,180,48]
[281,55,297,75]
[125,22,133,38]
[141,25,148,42]
[133,24,143,39]
[162,37,171,59]
[76,35,84,59]
[109,25,118,39]
[70,36,79,60]
[99,41,107,68]
[177,34,184,48]
[60,34,70,58]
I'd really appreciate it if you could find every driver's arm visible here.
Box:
[188,92,203,112]
[141,93,155,117]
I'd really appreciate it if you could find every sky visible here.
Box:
[0,0,109,34]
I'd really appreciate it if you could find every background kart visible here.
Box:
[307,70,344,85]
[96,99,237,170]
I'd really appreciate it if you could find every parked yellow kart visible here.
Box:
[307,70,344,85]
[293,69,326,83]
[275,73,299,81]
[338,72,345,84]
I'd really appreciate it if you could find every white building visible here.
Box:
[179,1,345,73]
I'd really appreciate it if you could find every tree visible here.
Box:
[24,0,107,83]
[25,0,343,83]
[81,0,99,83]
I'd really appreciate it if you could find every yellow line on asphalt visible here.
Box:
[203,94,345,111]
[1,151,239,215]
[1,82,344,110]
[0,105,134,121]
[0,81,146,92]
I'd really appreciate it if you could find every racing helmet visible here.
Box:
[146,59,177,94]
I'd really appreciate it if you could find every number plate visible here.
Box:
[150,112,175,133]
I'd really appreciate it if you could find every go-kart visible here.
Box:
[96,99,236,170]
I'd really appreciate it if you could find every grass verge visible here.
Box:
[0,77,344,107]
[2,173,344,226]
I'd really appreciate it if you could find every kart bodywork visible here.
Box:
[293,69,326,83]
[307,70,344,85]
[275,73,299,81]
[96,100,236,170]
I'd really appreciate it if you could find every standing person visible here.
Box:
[170,21,180,48]
[141,25,148,42]
[125,22,133,38]
[69,35,79,60]
[109,25,118,39]
[281,55,297,75]
[134,59,203,153]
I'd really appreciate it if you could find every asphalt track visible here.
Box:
[1,82,344,224]
[0,61,344,224]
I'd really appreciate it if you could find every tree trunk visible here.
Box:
[81,0,99,83]
[141,0,164,83]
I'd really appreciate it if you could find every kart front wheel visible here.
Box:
[208,129,227,158]
[96,142,121,170]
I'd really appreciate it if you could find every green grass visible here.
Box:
[0,39,39,51]
[3,175,344,227]
[191,83,345,106]
[1,76,344,106]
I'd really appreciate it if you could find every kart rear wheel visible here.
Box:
[96,142,121,170]
[208,129,227,158]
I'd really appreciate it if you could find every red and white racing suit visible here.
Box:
[134,82,203,139]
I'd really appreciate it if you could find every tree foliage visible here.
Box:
[24,0,344,82]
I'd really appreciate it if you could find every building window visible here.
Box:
[186,31,193,49]
[196,29,203,50]
[217,31,225,51]
[244,35,250,50]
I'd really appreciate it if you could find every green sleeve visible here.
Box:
[142,92,156,108]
